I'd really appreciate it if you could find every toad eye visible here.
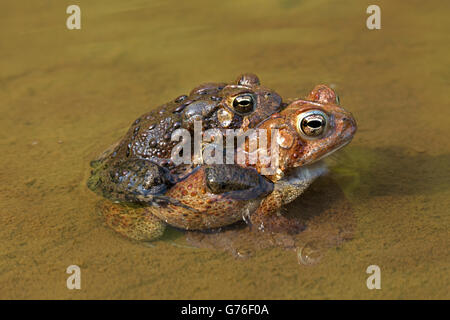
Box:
[296,110,328,138]
[232,94,255,114]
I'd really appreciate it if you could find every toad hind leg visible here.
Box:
[97,200,166,241]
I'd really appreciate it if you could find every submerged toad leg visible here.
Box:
[248,181,309,234]
[97,200,166,241]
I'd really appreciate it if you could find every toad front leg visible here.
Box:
[204,164,274,200]
[88,158,177,241]
[88,158,175,205]
[249,181,309,234]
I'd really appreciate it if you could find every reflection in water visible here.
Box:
[184,175,356,263]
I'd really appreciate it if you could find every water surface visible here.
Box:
[0,0,449,299]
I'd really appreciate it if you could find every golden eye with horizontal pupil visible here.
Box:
[232,94,255,114]
[297,110,328,138]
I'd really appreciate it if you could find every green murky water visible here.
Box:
[0,0,449,299]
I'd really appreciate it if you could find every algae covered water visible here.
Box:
[0,0,449,299]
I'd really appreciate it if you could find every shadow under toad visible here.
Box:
[181,145,450,261]
[184,175,356,263]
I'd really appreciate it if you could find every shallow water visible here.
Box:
[0,0,449,299]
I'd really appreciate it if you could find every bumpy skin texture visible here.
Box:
[151,165,274,230]
[159,85,357,234]
[88,74,284,241]
[88,73,282,204]
[89,82,357,242]
[97,200,166,241]
[244,85,356,232]
[252,85,357,180]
